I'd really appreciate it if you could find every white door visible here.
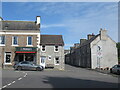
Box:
[40,56,46,68]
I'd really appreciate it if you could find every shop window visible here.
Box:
[41,45,46,52]
[0,36,5,45]
[5,52,11,64]
[55,57,59,65]
[12,36,18,45]
[27,36,32,45]
[54,46,59,52]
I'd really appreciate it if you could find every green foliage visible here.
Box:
[116,42,120,49]
[117,42,120,62]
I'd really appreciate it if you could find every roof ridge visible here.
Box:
[3,20,35,22]
[41,34,62,36]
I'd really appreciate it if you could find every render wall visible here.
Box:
[40,45,64,70]
[91,36,118,69]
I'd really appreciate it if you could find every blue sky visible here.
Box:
[2,2,118,49]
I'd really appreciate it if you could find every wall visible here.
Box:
[91,36,118,69]
[40,45,64,70]
[0,30,40,68]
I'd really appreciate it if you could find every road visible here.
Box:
[1,64,119,88]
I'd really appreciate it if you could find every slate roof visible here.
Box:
[79,34,100,47]
[40,35,64,46]
[0,20,39,30]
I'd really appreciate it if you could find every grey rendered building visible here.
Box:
[65,29,118,69]
[40,35,64,70]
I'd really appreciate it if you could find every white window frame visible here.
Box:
[4,52,12,65]
[48,56,51,60]
[41,45,46,52]
[54,57,60,65]
[54,46,59,52]
[0,36,5,46]
[27,36,33,46]
[12,36,18,46]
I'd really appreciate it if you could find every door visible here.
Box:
[40,56,46,68]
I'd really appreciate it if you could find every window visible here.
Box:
[48,56,51,60]
[55,57,59,65]
[27,36,32,45]
[54,46,59,52]
[0,36,5,45]
[41,45,46,52]
[5,52,11,64]
[12,36,18,45]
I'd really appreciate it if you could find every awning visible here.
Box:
[16,51,36,53]
[15,47,37,53]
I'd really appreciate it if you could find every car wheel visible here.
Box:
[17,66,22,71]
[36,67,41,71]
[110,69,112,73]
[117,70,120,75]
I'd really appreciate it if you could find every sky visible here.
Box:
[2,2,118,49]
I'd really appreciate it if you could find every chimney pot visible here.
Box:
[36,16,40,25]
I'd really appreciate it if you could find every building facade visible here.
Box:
[0,16,41,68]
[0,16,65,70]
[65,29,118,69]
[40,35,64,70]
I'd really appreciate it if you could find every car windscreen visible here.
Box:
[21,61,29,64]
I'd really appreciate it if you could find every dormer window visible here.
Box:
[54,46,59,52]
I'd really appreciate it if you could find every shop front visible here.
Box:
[14,47,37,64]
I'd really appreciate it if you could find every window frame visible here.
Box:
[54,45,59,52]
[27,36,33,46]
[12,36,18,46]
[4,52,12,65]
[41,45,46,52]
[0,36,5,46]
[54,57,60,65]
[48,56,51,60]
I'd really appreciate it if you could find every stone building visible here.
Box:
[0,16,41,68]
[65,29,118,69]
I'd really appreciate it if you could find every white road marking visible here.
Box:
[2,85,8,88]
[12,81,16,84]
[18,78,22,80]
[7,83,12,86]
[2,72,28,88]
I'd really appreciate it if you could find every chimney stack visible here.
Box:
[74,43,80,48]
[80,39,87,45]
[87,33,95,40]
[36,16,40,26]
[99,28,107,40]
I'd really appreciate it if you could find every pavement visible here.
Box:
[1,64,119,89]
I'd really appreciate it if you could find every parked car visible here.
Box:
[110,64,120,75]
[13,61,44,71]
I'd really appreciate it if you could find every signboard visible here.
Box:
[97,45,102,58]
[16,47,37,52]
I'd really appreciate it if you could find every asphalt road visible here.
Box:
[1,64,119,88]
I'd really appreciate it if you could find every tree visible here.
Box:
[116,42,120,63]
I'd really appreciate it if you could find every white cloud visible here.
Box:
[41,24,66,28]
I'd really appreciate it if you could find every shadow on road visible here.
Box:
[42,76,118,88]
